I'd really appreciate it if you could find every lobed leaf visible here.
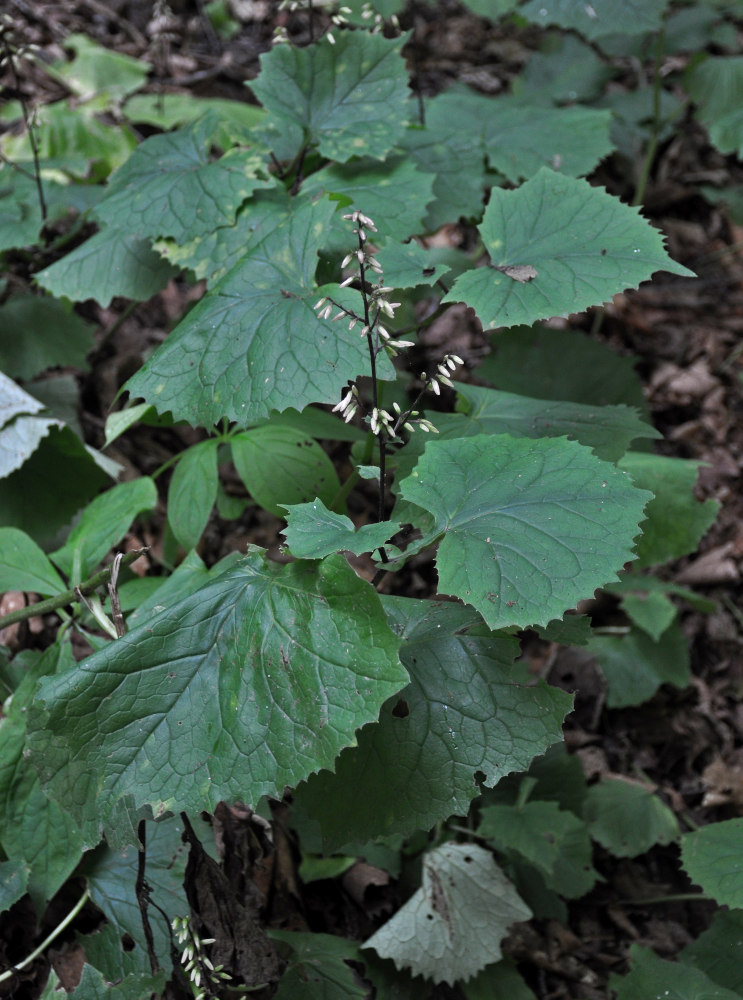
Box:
[250,32,410,163]
[26,552,406,832]
[292,599,570,851]
[399,434,652,630]
[444,168,694,331]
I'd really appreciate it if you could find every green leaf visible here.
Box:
[0,294,94,381]
[478,325,647,411]
[611,944,743,1000]
[374,241,450,289]
[681,909,743,993]
[125,196,393,427]
[156,187,292,284]
[50,477,158,581]
[80,817,188,979]
[687,56,743,157]
[618,587,677,641]
[444,382,658,462]
[232,426,340,518]
[0,372,46,426]
[363,843,531,985]
[464,957,538,1000]
[250,32,410,163]
[103,403,158,448]
[70,965,166,1000]
[26,552,406,831]
[618,452,719,569]
[0,164,47,252]
[292,600,570,851]
[282,499,401,558]
[50,34,149,101]
[520,0,669,39]
[0,424,110,549]
[168,440,219,550]
[0,415,58,479]
[124,92,265,134]
[483,100,613,183]
[270,931,366,1000]
[399,434,652,630]
[444,168,694,331]
[582,778,679,857]
[478,800,598,898]
[0,527,66,594]
[587,620,690,708]
[681,819,743,908]
[399,111,488,230]
[0,860,29,915]
[95,115,272,242]
[301,156,435,242]
[513,34,613,106]
[37,227,180,307]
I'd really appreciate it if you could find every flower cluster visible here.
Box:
[275,1,352,44]
[172,914,236,1000]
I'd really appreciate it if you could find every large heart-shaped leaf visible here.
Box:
[444,168,694,331]
[250,32,410,163]
[398,434,652,630]
[292,599,571,851]
[26,552,406,833]
[125,197,393,427]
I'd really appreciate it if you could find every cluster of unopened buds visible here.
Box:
[173,914,235,1000]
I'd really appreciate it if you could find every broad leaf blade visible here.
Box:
[0,295,94,380]
[582,778,679,857]
[125,197,392,426]
[292,599,571,851]
[612,944,742,1000]
[0,527,66,594]
[168,440,219,550]
[363,843,531,985]
[399,434,652,630]
[587,620,691,708]
[250,32,410,163]
[444,168,694,331]
[26,552,406,830]
[282,499,401,558]
[96,115,272,242]
[681,819,743,909]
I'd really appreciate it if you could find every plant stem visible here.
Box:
[0,548,148,631]
[1,31,46,223]
[632,23,665,208]
[0,888,90,983]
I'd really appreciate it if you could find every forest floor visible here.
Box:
[2,1,743,998]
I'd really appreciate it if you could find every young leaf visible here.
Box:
[374,240,451,289]
[50,477,158,581]
[582,778,679,857]
[37,227,180,307]
[292,600,570,852]
[444,168,694,331]
[95,115,272,243]
[687,56,743,158]
[483,101,613,182]
[520,0,669,40]
[0,527,66,595]
[398,434,652,630]
[168,440,219,550]
[587,620,690,708]
[478,800,598,898]
[617,587,677,641]
[618,452,719,568]
[362,843,531,985]
[250,32,410,163]
[681,819,743,909]
[26,552,406,832]
[611,944,742,1000]
[125,197,393,426]
[231,426,340,518]
[282,498,401,559]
